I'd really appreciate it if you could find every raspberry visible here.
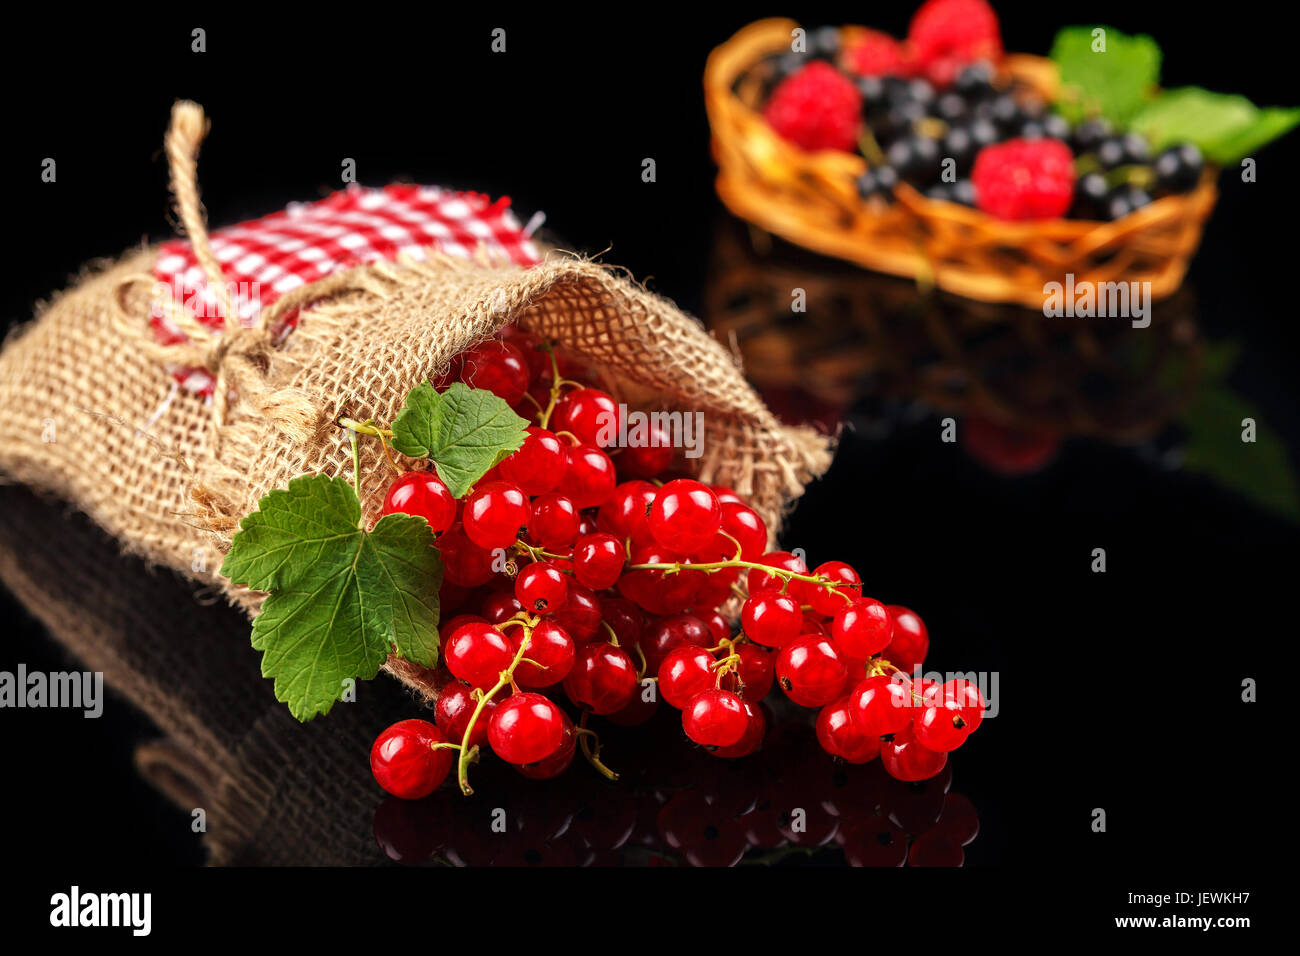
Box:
[762,60,862,152]
[971,138,1075,220]
[908,0,1003,86]
[843,30,911,77]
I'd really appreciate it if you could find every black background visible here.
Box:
[0,1,1289,934]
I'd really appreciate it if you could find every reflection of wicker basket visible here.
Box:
[705,18,1219,308]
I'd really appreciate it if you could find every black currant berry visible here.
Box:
[981,94,1025,135]
[886,134,942,187]
[875,99,926,144]
[1097,133,1150,169]
[1152,142,1204,192]
[857,165,900,201]
[934,91,968,123]
[942,125,976,171]
[950,179,977,206]
[925,182,952,201]
[1104,184,1152,220]
[1072,117,1113,152]
[968,117,1000,149]
[1071,171,1109,220]
[857,75,888,110]
[809,26,840,58]
[953,62,996,100]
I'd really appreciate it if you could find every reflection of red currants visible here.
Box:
[370,719,454,799]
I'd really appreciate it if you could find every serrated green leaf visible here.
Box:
[390,381,529,498]
[1131,87,1300,164]
[1050,26,1161,125]
[221,474,443,721]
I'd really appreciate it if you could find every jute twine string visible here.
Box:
[108,101,317,449]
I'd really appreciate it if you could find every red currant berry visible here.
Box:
[551,387,619,447]
[444,622,515,689]
[708,501,768,562]
[487,692,565,765]
[724,643,775,701]
[808,560,862,616]
[381,471,456,533]
[941,678,986,731]
[498,426,566,494]
[514,711,576,779]
[619,422,675,477]
[563,642,638,714]
[775,634,848,707]
[458,339,531,406]
[463,481,530,550]
[884,605,929,673]
[831,598,894,658]
[550,581,602,643]
[682,688,749,748]
[503,619,575,688]
[816,697,882,764]
[914,697,971,753]
[908,830,965,867]
[746,551,813,603]
[604,687,660,727]
[658,645,718,709]
[741,590,804,647]
[438,613,487,644]
[694,608,731,645]
[881,723,948,782]
[711,699,766,758]
[370,719,454,799]
[599,596,644,648]
[573,532,625,589]
[515,560,569,615]
[597,480,657,543]
[847,674,915,736]
[480,591,524,625]
[434,524,496,587]
[639,613,711,674]
[528,493,580,548]
[555,443,617,509]
[712,486,744,506]
[647,479,722,554]
[433,681,497,748]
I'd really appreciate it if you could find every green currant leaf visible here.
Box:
[1130,87,1300,164]
[220,474,443,721]
[1050,26,1161,125]
[391,381,529,498]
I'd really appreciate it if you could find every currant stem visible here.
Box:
[576,711,619,782]
[337,416,394,439]
[626,557,858,600]
[456,618,538,795]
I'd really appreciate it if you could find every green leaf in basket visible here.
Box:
[1050,26,1162,125]
[220,474,443,721]
[1130,87,1300,164]
[391,381,530,498]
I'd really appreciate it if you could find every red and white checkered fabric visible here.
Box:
[150,184,542,394]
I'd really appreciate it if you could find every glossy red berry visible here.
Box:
[503,619,575,687]
[550,582,602,643]
[847,674,915,735]
[884,605,930,673]
[437,523,496,587]
[555,443,617,509]
[638,613,711,674]
[619,423,675,477]
[480,591,524,625]
[682,688,749,748]
[573,532,625,589]
[458,339,531,406]
[434,682,497,748]
[881,723,948,782]
[563,642,638,714]
[725,643,775,701]
[809,560,862,616]
[775,634,848,707]
[444,622,515,689]
[648,479,722,554]
[695,609,731,645]
[488,692,565,765]
[741,590,804,647]
[831,598,894,658]
[816,697,882,764]
[381,471,456,533]
[463,481,530,550]
[658,645,718,709]
[941,678,987,731]
[551,387,620,447]
[514,561,569,615]
[598,596,644,649]
[710,699,766,758]
[528,493,581,547]
[513,711,576,779]
[597,480,657,543]
[746,551,813,603]
[498,426,566,494]
[370,719,454,799]
[914,697,971,752]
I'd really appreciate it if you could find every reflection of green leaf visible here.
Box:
[221,474,443,720]
[1131,87,1300,164]
[1180,385,1300,521]
[391,382,529,498]
[1050,26,1161,125]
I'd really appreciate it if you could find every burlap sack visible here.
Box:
[0,102,832,702]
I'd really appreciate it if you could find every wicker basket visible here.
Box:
[704,18,1219,308]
